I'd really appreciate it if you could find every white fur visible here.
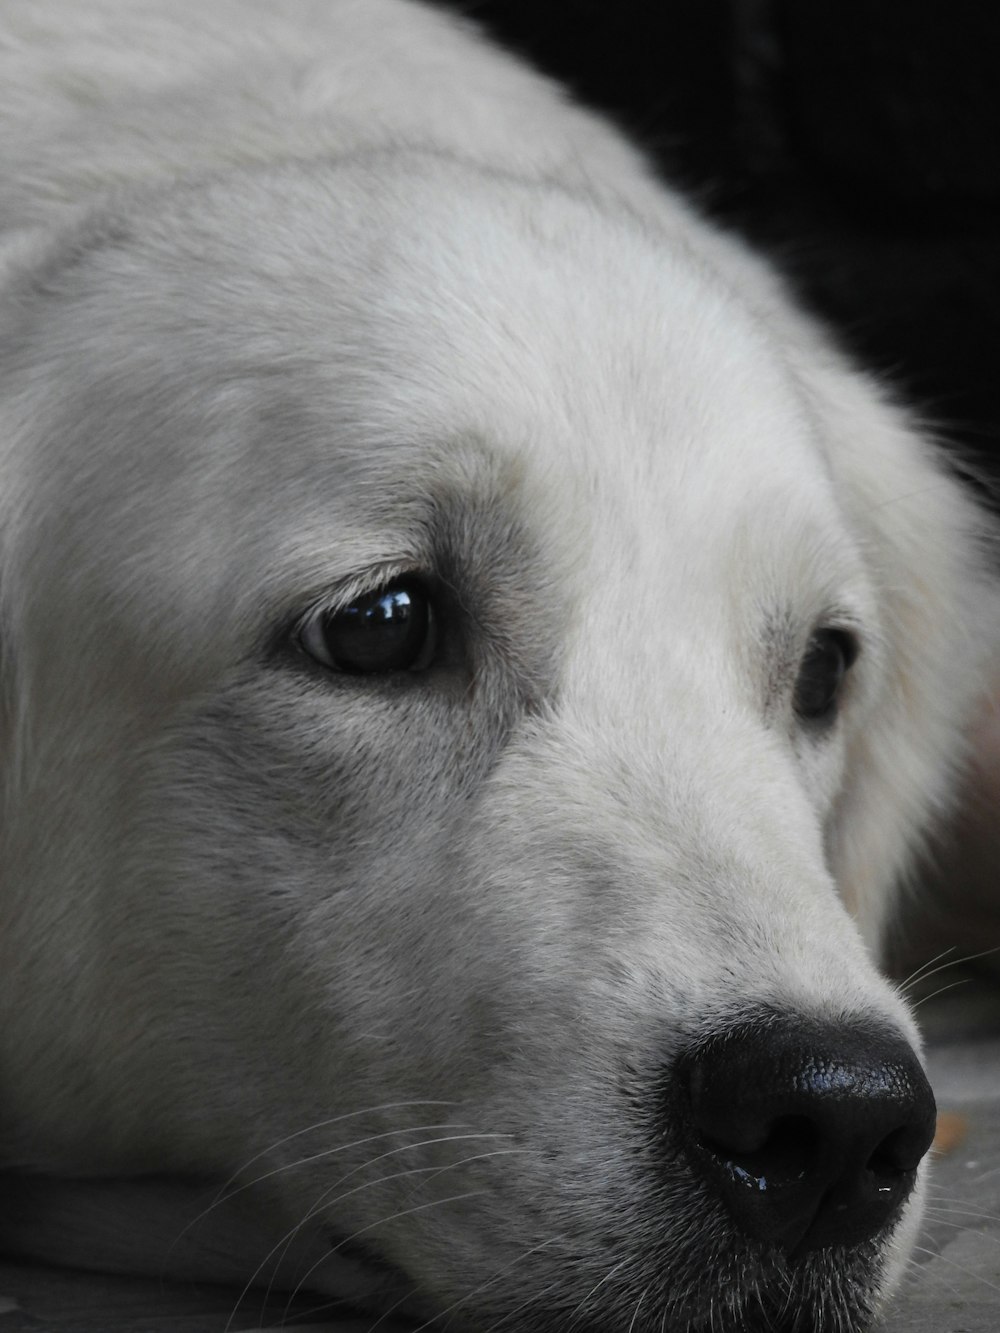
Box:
[0,2,994,1330]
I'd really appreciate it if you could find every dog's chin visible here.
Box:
[499,1258,880,1333]
[331,1230,885,1333]
[659,1256,877,1333]
[668,1243,882,1333]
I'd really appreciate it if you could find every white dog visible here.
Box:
[0,3,995,1330]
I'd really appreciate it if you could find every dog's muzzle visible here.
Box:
[675,1015,936,1256]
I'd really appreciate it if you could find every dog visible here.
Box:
[0,2,996,1330]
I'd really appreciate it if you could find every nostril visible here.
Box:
[868,1123,931,1178]
[700,1114,820,1190]
[867,1147,904,1193]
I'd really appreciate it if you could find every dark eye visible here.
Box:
[298,578,436,675]
[793,629,859,723]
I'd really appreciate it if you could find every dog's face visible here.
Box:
[0,161,988,1330]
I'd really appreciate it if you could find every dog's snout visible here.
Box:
[679,1017,937,1256]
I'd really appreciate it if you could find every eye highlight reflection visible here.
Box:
[298,578,437,675]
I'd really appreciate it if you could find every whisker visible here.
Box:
[898,945,1000,997]
[910,1243,1000,1295]
[925,1205,1000,1232]
[270,1279,423,1331]
[233,1120,470,1203]
[169,1105,459,1262]
[267,1156,482,1313]
[627,1285,650,1333]
[257,1132,512,1316]
[418,1146,524,1189]
[283,1190,489,1313]
[911,977,971,1010]
[928,1189,1000,1221]
[478,1275,567,1333]
[408,1235,562,1332]
[217,1126,476,1330]
[222,1102,458,1201]
[264,1160,481,1325]
[563,1255,634,1333]
[271,1136,519,1319]
[901,1252,965,1303]
[271,1132,514,1285]
[360,1282,425,1333]
[896,946,958,994]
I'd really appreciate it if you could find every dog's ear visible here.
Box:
[804,358,997,954]
[675,230,998,955]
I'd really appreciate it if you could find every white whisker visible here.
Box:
[170,1105,459,1262]
[478,1275,566,1333]
[283,1190,488,1313]
[563,1255,633,1333]
[219,1125,479,1330]
[221,1102,458,1199]
[910,1243,1000,1295]
[408,1235,562,1332]
[627,1285,650,1333]
[911,977,971,1009]
[255,1132,512,1316]
[924,1209,1000,1239]
[896,946,958,993]
[898,945,1000,997]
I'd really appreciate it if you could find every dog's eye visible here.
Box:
[793,629,859,723]
[298,579,436,674]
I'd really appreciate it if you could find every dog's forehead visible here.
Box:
[218,167,860,598]
[279,174,867,657]
[7,165,864,689]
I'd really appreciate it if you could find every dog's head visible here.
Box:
[0,159,991,1330]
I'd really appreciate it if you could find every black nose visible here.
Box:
[679,1016,936,1255]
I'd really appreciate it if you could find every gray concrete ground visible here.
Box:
[3,974,998,1333]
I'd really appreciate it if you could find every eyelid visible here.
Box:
[296,561,418,624]
[264,562,422,667]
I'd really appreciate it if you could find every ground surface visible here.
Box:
[2,975,998,1333]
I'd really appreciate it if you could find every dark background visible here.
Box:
[440,0,1000,506]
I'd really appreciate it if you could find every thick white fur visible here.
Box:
[0,2,995,1330]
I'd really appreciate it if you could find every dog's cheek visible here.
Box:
[125,678,516,1062]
